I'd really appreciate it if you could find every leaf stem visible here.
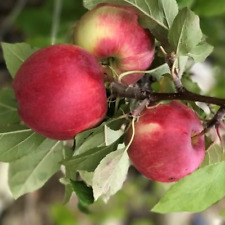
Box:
[124,118,136,152]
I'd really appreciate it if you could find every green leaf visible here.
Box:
[176,0,194,9]
[152,162,225,213]
[71,180,94,213]
[208,144,223,164]
[168,8,202,56]
[201,142,224,167]
[92,148,130,202]
[78,170,94,186]
[159,0,178,28]
[0,89,19,124]
[0,128,61,162]
[193,0,225,17]
[75,125,105,155]
[181,73,201,94]
[75,123,123,153]
[71,180,94,205]
[63,143,117,172]
[83,0,178,46]
[59,177,73,204]
[148,63,170,80]
[70,124,124,171]
[159,75,175,93]
[0,128,40,162]
[8,138,64,199]
[188,41,214,62]
[1,42,38,78]
[104,125,124,146]
[174,56,188,75]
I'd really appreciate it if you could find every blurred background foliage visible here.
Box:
[1,0,225,225]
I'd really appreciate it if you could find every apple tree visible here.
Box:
[1,0,225,215]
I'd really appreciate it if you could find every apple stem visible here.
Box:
[191,130,205,145]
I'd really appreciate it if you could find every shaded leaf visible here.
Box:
[71,180,94,205]
[63,143,118,172]
[176,0,194,9]
[1,42,38,78]
[75,123,123,155]
[71,180,94,214]
[181,73,201,94]
[159,75,175,93]
[0,89,19,125]
[152,162,225,213]
[59,177,73,204]
[75,126,105,155]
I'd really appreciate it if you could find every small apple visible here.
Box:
[126,101,205,182]
[73,3,155,85]
[13,44,107,140]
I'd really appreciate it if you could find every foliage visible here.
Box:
[1,0,225,216]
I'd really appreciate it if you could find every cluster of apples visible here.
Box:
[13,3,205,183]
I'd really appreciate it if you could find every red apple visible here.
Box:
[13,44,107,140]
[126,101,205,182]
[73,3,155,85]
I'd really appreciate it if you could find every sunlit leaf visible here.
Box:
[188,41,214,62]
[92,148,130,202]
[168,8,202,56]
[152,162,225,213]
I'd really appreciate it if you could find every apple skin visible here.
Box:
[13,44,107,140]
[73,3,155,85]
[126,101,205,182]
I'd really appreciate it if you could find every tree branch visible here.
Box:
[110,82,225,106]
